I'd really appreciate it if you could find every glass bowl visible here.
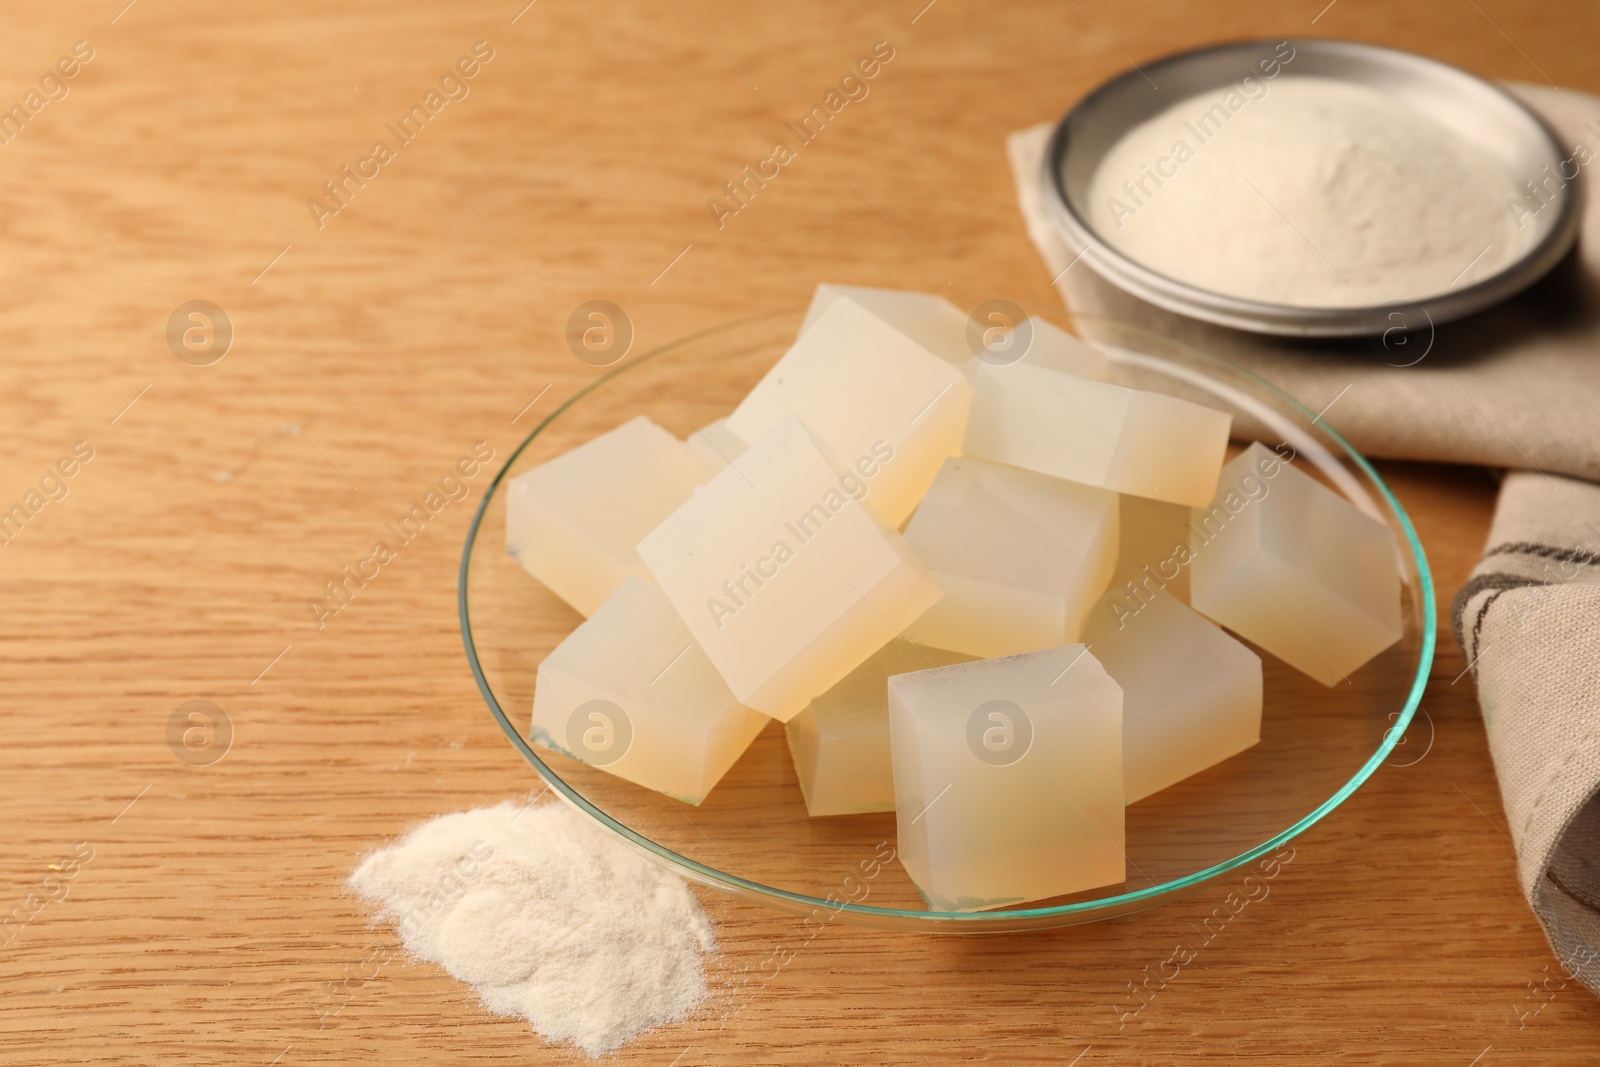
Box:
[459,308,1435,932]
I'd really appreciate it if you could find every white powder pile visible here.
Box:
[1089,76,1524,307]
[349,799,715,1056]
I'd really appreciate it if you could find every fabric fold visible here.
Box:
[1453,472,1600,992]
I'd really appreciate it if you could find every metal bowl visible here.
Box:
[1042,38,1582,337]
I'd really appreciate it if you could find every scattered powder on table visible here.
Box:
[1088,75,1525,307]
[349,799,715,1057]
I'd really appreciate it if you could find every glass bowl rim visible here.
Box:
[457,307,1438,927]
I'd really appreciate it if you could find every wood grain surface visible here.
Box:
[2,1,1596,1064]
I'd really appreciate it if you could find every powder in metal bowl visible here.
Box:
[1088,76,1523,308]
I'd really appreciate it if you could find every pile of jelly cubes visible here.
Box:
[507,285,1402,912]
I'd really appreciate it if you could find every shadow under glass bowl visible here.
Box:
[459,308,1435,932]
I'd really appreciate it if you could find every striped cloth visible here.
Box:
[1454,472,1600,993]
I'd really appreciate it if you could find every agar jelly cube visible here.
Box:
[1110,493,1194,605]
[1188,443,1402,686]
[685,417,747,468]
[903,456,1118,658]
[531,578,768,804]
[800,284,971,368]
[505,415,718,617]
[785,641,969,817]
[889,646,1125,911]
[725,296,973,527]
[962,338,1231,507]
[638,417,943,722]
[994,316,1110,379]
[1083,590,1262,802]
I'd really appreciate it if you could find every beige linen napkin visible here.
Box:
[1454,472,1600,994]
[1007,83,1600,481]
[1010,84,1600,987]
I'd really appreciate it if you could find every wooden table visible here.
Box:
[3,1,1597,1063]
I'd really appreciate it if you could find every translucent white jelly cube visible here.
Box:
[506,416,718,616]
[1083,590,1261,802]
[638,417,944,721]
[998,316,1110,379]
[903,457,1118,657]
[800,284,970,368]
[686,417,746,469]
[963,344,1231,507]
[725,296,973,527]
[785,642,969,817]
[1110,494,1193,605]
[890,646,1125,911]
[531,578,768,804]
[1188,442,1402,686]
